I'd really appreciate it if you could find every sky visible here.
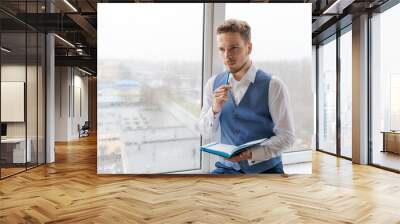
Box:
[98,3,311,62]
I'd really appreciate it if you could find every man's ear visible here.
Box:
[247,41,252,55]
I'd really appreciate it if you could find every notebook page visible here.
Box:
[205,143,237,155]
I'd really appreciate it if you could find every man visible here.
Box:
[199,19,295,174]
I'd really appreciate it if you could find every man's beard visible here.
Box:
[228,59,249,74]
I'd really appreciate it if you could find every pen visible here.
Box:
[226,73,230,85]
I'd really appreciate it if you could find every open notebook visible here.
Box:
[201,138,267,158]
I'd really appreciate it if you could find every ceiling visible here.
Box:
[0,0,393,75]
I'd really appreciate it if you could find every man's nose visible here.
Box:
[224,51,232,60]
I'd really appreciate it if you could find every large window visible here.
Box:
[97,4,204,174]
[316,26,353,160]
[1,32,28,178]
[98,3,313,174]
[371,3,400,171]
[0,1,46,179]
[340,28,352,158]
[225,3,314,153]
[318,37,337,155]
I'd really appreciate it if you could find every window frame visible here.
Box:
[368,0,400,173]
[315,23,353,161]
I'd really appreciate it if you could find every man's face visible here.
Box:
[217,32,252,73]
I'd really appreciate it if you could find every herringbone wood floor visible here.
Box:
[1,134,400,224]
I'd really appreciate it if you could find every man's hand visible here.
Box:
[225,150,252,162]
[212,85,231,114]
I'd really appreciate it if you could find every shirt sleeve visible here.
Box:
[248,76,296,165]
[198,76,221,141]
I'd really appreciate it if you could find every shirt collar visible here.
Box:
[246,64,257,84]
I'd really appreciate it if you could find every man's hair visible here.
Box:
[216,19,251,42]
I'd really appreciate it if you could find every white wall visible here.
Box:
[1,63,46,164]
[1,65,26,133]
[1,65,38,138]
[56,66,70,141]
[55,66,89,141]
[71,71,89,138]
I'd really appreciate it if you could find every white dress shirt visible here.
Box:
[198,64,295,165]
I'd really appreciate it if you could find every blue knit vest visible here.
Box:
[213,69,282,174]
